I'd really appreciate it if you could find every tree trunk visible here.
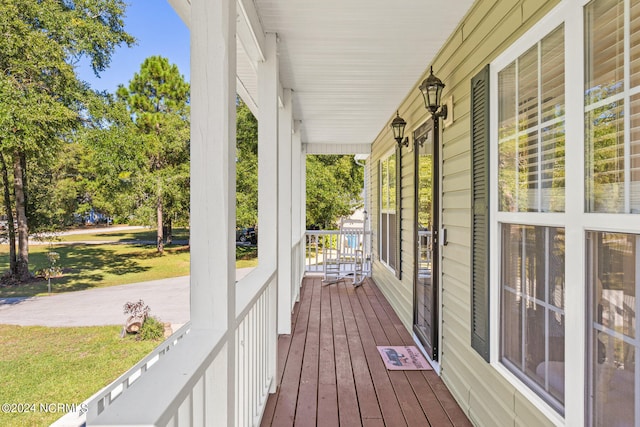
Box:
[156,195,164,254]
[13,152,30,281]
[0,153,17,275]
[164,218,173,245]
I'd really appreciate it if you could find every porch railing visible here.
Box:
[304,229,372,277]
[86,271,279,426]
[88,323,192,420]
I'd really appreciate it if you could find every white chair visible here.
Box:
[323,218,366,286]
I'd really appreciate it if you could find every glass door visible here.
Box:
[413,121,439,360]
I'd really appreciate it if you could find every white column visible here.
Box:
[258,32,279,392]
[300,148,307,246]
[278,89,293,334]
[189,0,236,424]
[291,123,302,301]
[258,33,279,272]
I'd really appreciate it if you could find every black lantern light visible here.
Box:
[419,66,447,119]
[391,111,409,148]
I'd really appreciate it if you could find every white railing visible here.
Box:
[86,272,277,427]
[305,229,372,276]
[235,275,277,427]
[87,323,192,421]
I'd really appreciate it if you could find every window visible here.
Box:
[495,25,566,412]
[501,225,565,412]
[380,151,397,270]
[490,0,640,423]
[585,0,640,214]
[587,231,638,427]
[584,1,640,425]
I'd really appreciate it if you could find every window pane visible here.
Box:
[388,153,396,211]
[541,123,565,212]
[501,224,565,412]
[585,101,625,213]
[388,213,397,269]
[498,27,565,213]
[499,62,516,140]
[631,94,640,213]
[519,47,539,131]
[585,0,624,104]
[381,160,389,211]
[381,213,388,263]
[587,232,637,427]
[631,0,640,87]
[519,131,539,212]
[541,26,565,122]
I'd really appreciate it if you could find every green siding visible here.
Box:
[369,0,562,426]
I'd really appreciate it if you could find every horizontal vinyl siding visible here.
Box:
[370,0,561,426]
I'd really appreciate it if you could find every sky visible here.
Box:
[76,1,190,94]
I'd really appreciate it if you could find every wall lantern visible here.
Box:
[419,66,448,120]
[391,111,409,148]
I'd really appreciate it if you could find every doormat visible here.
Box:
[376,346,432,370]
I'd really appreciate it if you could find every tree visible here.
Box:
[0,0,134,281]
[306,155,364,229]
[117,56,190,254]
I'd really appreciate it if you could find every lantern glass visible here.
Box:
[390,112,406,143]
[419,68,445,114]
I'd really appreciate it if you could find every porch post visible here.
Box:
[258,33,279,273]
[189,0,236,424]
[278,88,293,334]
[257,32,279,391]
[291,123,303,301]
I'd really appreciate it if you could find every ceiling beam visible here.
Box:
[236,0,266,64]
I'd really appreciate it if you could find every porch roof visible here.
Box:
[168,0,474,152]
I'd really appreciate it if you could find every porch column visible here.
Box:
[278,88,293,334]
[300,147,307,256]
[258,33,279,272]
[257,32,279,391]
[189,0,236,424]
[291,122,303,302]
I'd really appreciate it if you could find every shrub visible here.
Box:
[137,316,164,341]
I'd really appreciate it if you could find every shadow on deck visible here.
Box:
[261,276,472,426]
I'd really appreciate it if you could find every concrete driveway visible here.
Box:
[0,268,253,328]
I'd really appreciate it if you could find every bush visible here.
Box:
[137,316,164,341]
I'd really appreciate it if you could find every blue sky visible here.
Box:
[76,1,190,93]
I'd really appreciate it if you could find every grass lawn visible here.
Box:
[48,227,190,243]
[0,229,260,298]
[0,324,159,427]
[0,243,191,298]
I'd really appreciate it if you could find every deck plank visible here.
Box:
[347,282,408,426]
[337,281,382,420]
[295,277,322,426]
[317,280,339,426]
[330,282,362,426]
[268,275,314,426]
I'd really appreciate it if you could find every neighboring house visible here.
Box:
[84,0,638,426]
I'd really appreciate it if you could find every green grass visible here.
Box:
[45,227,190,243]
[0,243,191,298]
[0,229,259,298]
[0,324,159,427]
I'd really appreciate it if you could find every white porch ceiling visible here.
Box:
[169,0,475,150]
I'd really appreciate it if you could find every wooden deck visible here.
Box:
[260,276,472,427]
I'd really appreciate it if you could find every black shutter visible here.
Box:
[470,65,490,362]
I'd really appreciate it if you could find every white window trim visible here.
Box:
[489,2,578,425]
